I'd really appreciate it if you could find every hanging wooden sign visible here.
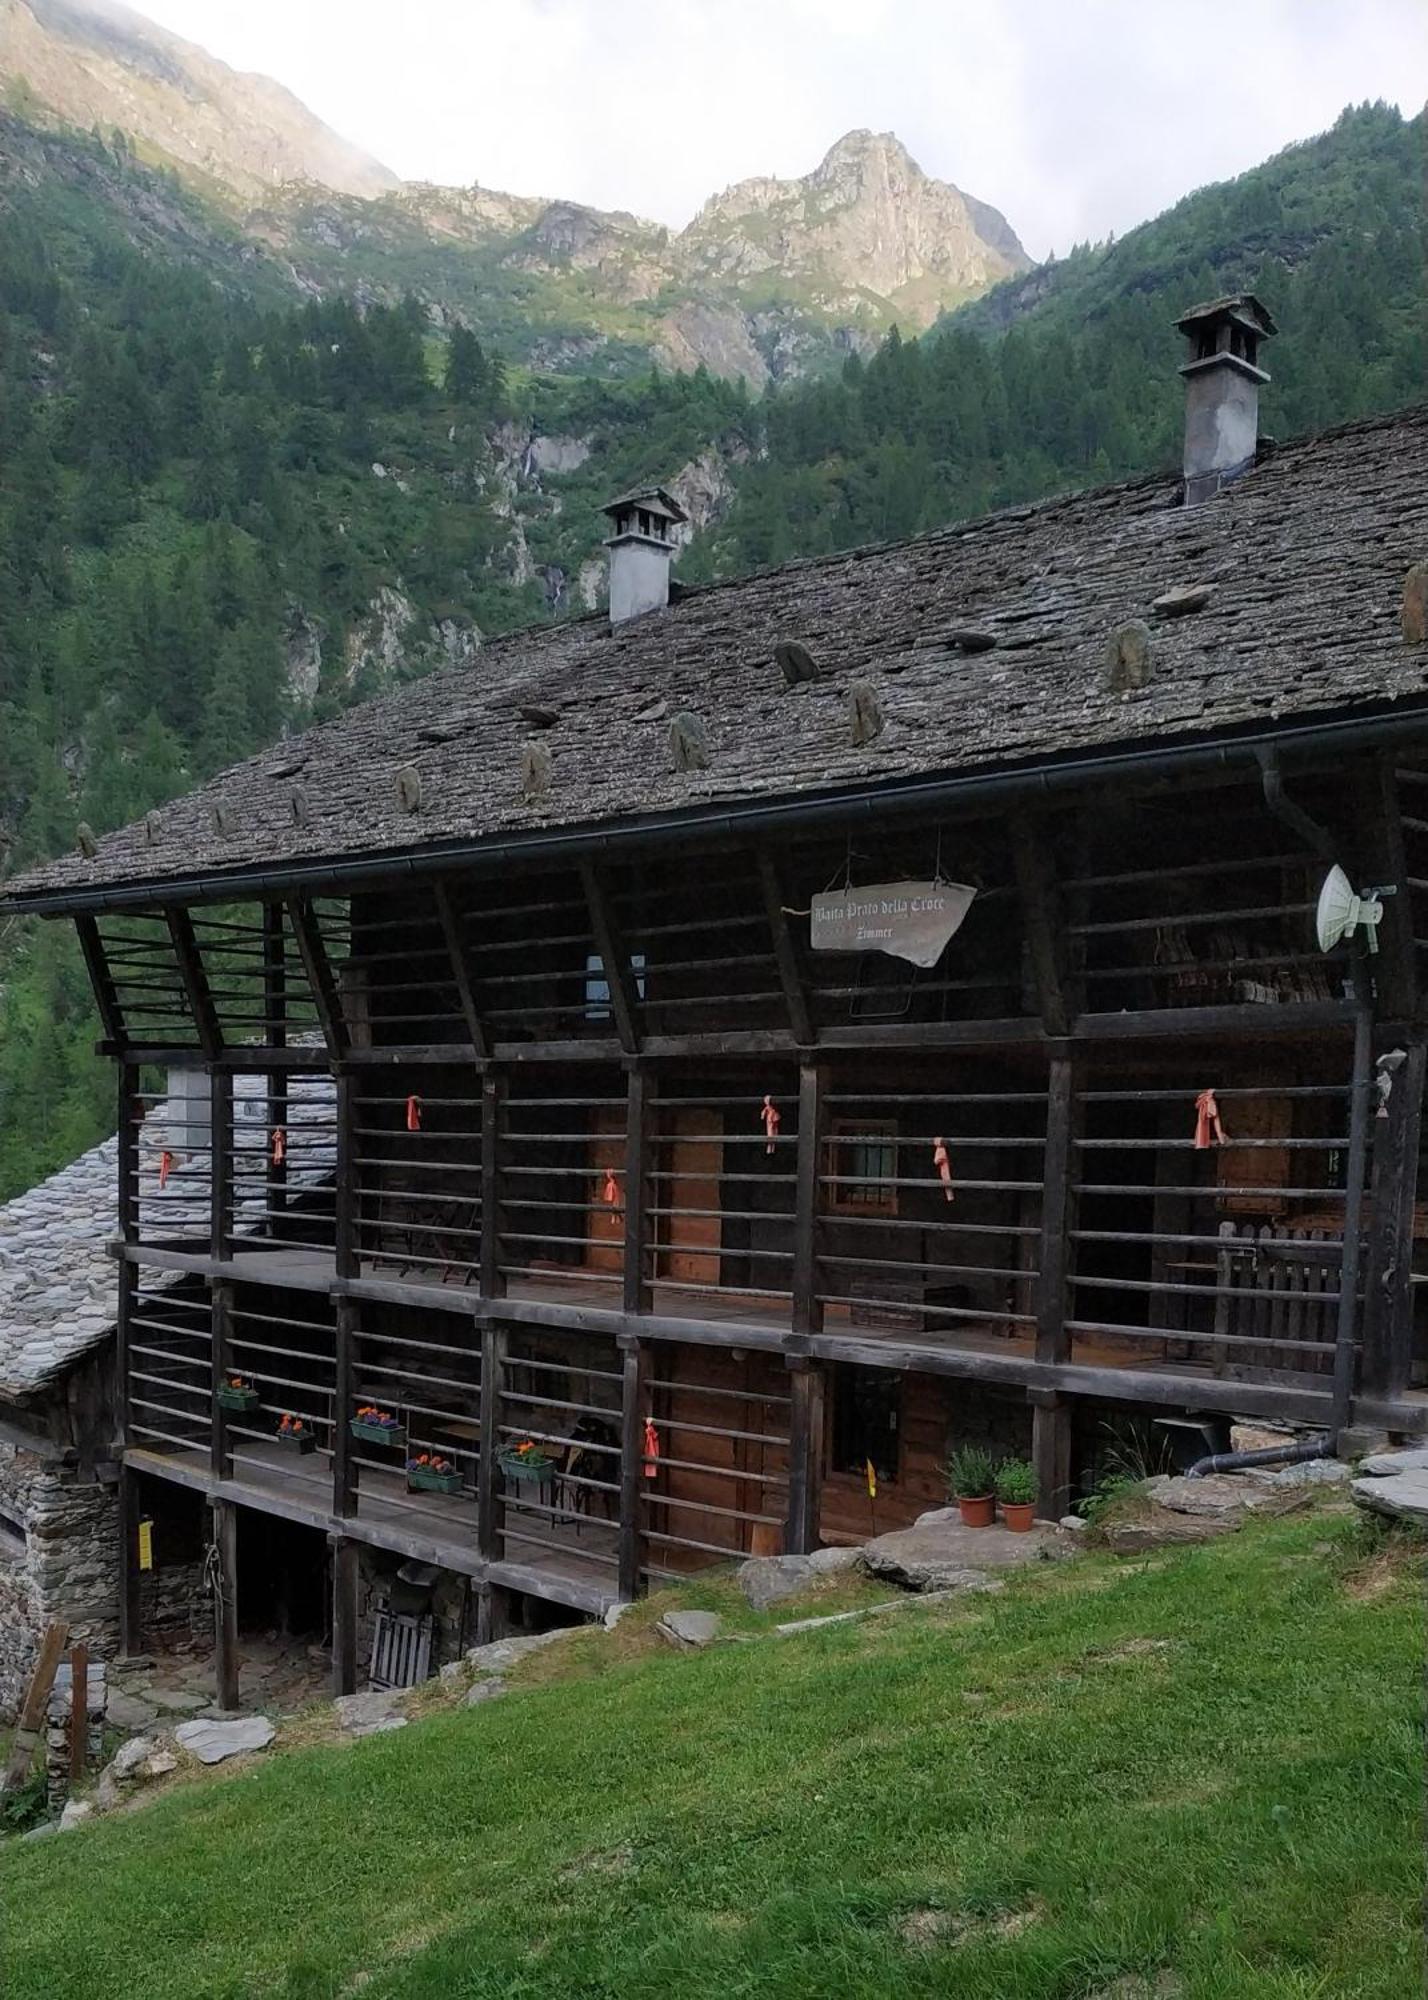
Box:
[809,880,976,969]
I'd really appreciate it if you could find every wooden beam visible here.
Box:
[1035,1057,1078,1365]
[211,1281,234,1478]
[617,1334,649,1600]
[477,1324,505,1563]
[210,1497,240,1711]
[75,915,126,1048]
[333,1299,357,1518]
[165,906,222,1061]
[1333,1001,1378,1429]
[334,1070,358,1281]
[1,1622,69,1796]
[1029,1389,1073,1520]
[284,894,348,1061]
[1361,1039,1427,1401]
[68,1643,89,1781]
[623,1065,654,1315]
[330,1534,359,1697]
[116,1064,140,1246]
[210,1069,233,1264]
[117,1464,142,1657]
[578,860,640,1055]
[792,1062,829,1338]
[480,1073,507,1300]
[1367,753,1417,1022]
[785,1357,825,1555]
[432,880,491,1061]
[1011,814,1069,1035]
[757,853,816,1048]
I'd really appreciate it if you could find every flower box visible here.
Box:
[215,1379,260,1413]
[499,1445,556,1484]
[277,1419,317,1455]
[350,1411,405,1449]
[406,1458,462,1495]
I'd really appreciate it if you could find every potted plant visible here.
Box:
[946,1444,997,1528]
[406,1452,462,1495]
[215,1374,260,1414]
[498,1438,557,1484]
[350,1405,405,1449]
[996,1458,1038,1532]
[276,1413,317,1455]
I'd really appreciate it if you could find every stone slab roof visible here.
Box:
[8,402,1428,909]
[0,1074,336,1400]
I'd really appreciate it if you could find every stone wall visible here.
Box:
[0,1440,119,1723]
[354,1545,474,1684]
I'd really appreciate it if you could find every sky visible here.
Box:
[134,0,1426,259]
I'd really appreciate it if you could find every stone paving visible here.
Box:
[106,1633,330,1731]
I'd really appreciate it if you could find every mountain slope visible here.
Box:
[0,0,397,199]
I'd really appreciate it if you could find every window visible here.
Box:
[0,1497,26,1562]
[827,1119,898,1215]
[584,952,647,1021]
[830,1365,900,1480]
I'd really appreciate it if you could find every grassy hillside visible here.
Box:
[0,1506,1420,1999]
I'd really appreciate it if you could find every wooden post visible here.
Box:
[263,902,289,1221]
[334,1068,358,1280]
[623,1064,655,1316]
[785,1357,826,1554]
[617,1334,649,1601]
[210,1498,240,1712]
[75,914,125,1049]
[116,1062,140,1247]
[579,861,640,1055]
[333,1299,358,1519]
[1,1622,69,1796]
[330,1534,359,1697]
[166,906,222,1062]
[792,1062,828,1337]
[1035,1056,1078,1365]
[210,1068,233,1264]
[211,1280,234,1478]
[68,1643,89,1782]
[757,853,816,1048]
[1010,814,1069,1035]
[284,894,349,1061]
[1332,1000,1376,1431]
[1361,1039,1427,1401]
[433,879,490,1060]
[116,1464,142,1658]
[480,1072,507,1300]
[477,1324,506,1562]
[1029,1389,1073,1522]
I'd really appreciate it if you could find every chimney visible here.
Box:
[1176,294,1277,505]
[602,485,687,624]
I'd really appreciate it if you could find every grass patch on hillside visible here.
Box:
[0,1507,1421,1999]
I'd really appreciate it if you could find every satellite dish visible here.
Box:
[1314,864,1395,955]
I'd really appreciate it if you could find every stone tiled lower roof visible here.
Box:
[0,1074,336,1400]
[9,403,1428,909]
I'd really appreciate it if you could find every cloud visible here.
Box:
[135,0,1427,258]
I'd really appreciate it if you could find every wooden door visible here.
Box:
[585,1109,626,1273]
[659,1109,724,1287]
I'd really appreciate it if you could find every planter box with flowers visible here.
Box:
[215,1375,261,1414]
[350,1406,405,1449]
[406,1453,462,1495]
[276,1414,317,1455]
[945,1444,997,1528]
[498,1440,557,1485]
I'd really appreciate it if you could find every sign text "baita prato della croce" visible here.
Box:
[808,880,977,970]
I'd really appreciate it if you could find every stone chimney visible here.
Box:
[602,485,687,624]
[1176,294,1277,505]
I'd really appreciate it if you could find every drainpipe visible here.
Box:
[1186,1437,1333,1479]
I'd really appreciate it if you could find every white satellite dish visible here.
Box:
[1314,864,1394,955]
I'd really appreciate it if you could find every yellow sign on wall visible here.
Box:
[137,1518,154,1572]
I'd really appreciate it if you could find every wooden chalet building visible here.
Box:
[7,298,1428,1698]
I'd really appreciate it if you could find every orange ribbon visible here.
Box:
[642,1417,660,1479]
[270,1126,286,1168]
[932,1137,953,1202]
[603,1167,620,1205]
[158,1150,173,1190]
[406,1095,422,1132]
[1194,1090,1227,1149]
[761,1094,781,1155]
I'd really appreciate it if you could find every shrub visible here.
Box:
[996,1458,1037,1505]
[946,1444,996,1499]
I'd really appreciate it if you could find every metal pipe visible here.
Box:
[1256,746,1338,864]
[11,699,1428,917]
[1186,1437,1333,1479]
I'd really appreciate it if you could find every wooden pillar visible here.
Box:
[1035,1056,1078,1364]
[1362,1038,1426,1401]
[1029,1388,1073,1522]
[210,1068,233,1264]
[477,1324,506,1562]
[116,1463,142,1658]
[333,1299,358,1519]
[334,1068,358,1280]
[211,1280,235,1478]
[1010,814,1069,1035]
[480,1072,507,1301]
[329,1534,359,1697]
[792,1062,829,1337]
[117,1062,140,1247]
[210,1497,240,1711]
[166,906,222,1062]
[262,902,289,1222]
[285,894,348,1062]
[758,853,815,1048]
[784,1357,826,1555]
[579,861,640,1054]
[617,1334,650,1600]
[1332,1001,1376,1432]
[623,1064,655,1315]
[75,914,125,1048]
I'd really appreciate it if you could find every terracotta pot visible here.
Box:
[957,1494,995,1528]
[1001,1502,1036,1533]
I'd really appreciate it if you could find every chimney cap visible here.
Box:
[1174,293,1278,340]
[602,484,688,529]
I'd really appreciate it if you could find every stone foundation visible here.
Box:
[0,1442,119,1723]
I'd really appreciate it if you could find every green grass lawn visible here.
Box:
[0,1507,1421,1999]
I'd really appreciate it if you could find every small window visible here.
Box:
[584,952,647,1021]
[830,1365,900,1480]
[827,1119,898,1215]
[0,1498,26,1562]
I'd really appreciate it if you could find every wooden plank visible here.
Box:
[1332,1003,1375,1430]
[1010,815,1069,1035]
[211,1498,240,1712]
[165,905,223,1061]
[480,1072,507,1299]
[477,1324,504,1562]
[211,1069,233,1263]
[69,1643,89,1781]
[579,861,639,1055]
[211,1281,234,1478]
[333,1299,357,1518]
[330,1534,359,1697]
[75,915,126,1048]
[792,1063,828,1337]
[1361,1039,1427,1398]
[2,1622,69,1794]
[117,1463,142,1656]
[785,1357,825,1554]
[623,1066,654,1315]
[284,894,349,1060]
[618,1335,649,1598]
[1367,753,1416,1021]
[334,1070,358,1281]
[432,880,490,1061]
[1029,1391,1073,1521]
[1035,1057,1077,1364]
[117,1064,140,1246]
[757,853,816,1048]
